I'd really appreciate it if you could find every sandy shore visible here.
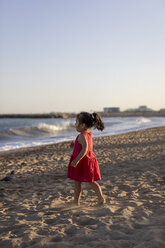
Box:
[0,127,165,248]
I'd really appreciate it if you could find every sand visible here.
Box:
[0,126,165,248]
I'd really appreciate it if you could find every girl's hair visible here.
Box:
[77,112,104,131]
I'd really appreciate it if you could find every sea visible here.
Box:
[0,116,165,152]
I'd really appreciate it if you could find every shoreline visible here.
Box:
[0,126,165,247]
[0,125,164,155]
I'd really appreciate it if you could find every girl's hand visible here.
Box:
[70,134,88,167]
[70,133,88,167]
[70,141,74,148]
[70,159,78,167]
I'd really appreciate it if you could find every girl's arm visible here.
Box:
[70,133,88,167]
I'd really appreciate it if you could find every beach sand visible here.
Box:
[0,127,165,248]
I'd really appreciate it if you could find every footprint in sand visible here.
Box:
[44,218,56,225]
[92,206,112,217]
[79,216,98,226]
[65,225,79,235]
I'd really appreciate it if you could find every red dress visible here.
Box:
[67,132,101,182]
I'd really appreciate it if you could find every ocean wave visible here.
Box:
[136,117,151,124]
[0,121,75,139]
[38,121,75,132]
[0,137,73,151]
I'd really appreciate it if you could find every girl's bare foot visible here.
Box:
[98,197,106,205]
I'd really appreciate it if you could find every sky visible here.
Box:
[0,0,165,114]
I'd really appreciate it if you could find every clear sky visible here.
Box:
[0,0,165,114]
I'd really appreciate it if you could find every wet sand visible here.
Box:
[0,127,165,248]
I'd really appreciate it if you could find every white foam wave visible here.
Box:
[38,121,75,133]
[38,123,63,132]
[136,117,151,124]
[0,137,73,152]
[0,121,75,139]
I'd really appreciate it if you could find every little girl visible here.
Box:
[67,112,105,205]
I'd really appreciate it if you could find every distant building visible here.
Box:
[137,105,152,111]
[160,108,165,113]
[104,107,120,113]
[138,105,148,111]
[125,106,153,112]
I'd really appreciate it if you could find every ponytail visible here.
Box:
[77,112,104,131]
[92,112,104,131]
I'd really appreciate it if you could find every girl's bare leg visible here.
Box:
[89,181,105,204]
[74,181,81,205]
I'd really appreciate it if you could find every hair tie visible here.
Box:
[91,113,95,121]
